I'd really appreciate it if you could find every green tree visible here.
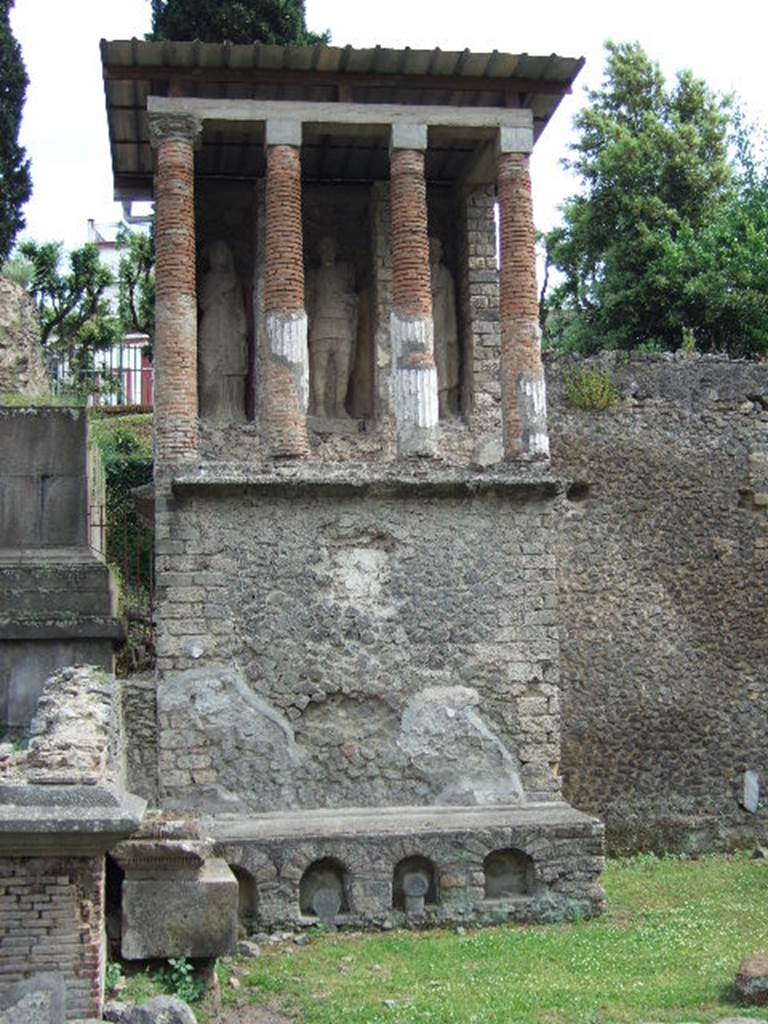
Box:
[116,223,154,350]
[544,42,735,354]
[0,0,32,263]
[19,240,118,396]
[149,0,329,45]
[657,111,768,355]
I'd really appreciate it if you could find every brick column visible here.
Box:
[149,114,202,467]
[497,128,549,460]
[263,120,309,457]
[389,125,439,457]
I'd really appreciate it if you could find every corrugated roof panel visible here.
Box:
[112,142,141,175]
[102,39,583,196]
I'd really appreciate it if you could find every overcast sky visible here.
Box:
[9,0,768,252]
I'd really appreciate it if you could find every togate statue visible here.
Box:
[430,236,460,418]
[307,236,358,419]
[198,240,247,422]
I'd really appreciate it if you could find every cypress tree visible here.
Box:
[150,0,329,45]
[0,0,31,264]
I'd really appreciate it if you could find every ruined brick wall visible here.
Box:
[547,353,768,851]
[154,478,561,815]
[0,856,105,1020]
[0,278,49,397]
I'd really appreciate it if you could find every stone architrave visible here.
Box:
[148,113,203,465]
[429,236,459,418]
[497,135,549,460]
[198,240,247,422]
[389,124,439,456]
[307,237,358,419]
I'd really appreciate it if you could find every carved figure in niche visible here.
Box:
[430,236,460,418]
[307,236,358,419]
[198,240,247,422]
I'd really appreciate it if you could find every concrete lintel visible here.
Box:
[497,125,534,154]
[148,95,534,135]
[265,118,302,147]
[390,122,428,151]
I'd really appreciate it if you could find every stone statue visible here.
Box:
[198,240,247,422]
[307,237,358,419]
[430,236,460,418]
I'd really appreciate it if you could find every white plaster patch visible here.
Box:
[398,685,525,804]
[394,365,439,429]
[390,312,434,358]
[518,375,550,457]
[266,311,309,410]
[317,534,396,617]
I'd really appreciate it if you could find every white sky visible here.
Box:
[9,0,768,252]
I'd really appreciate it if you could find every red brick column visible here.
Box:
[389,126,438,456]
[497,150,549,459]
[149,114,202,467]
[263,122,309,457]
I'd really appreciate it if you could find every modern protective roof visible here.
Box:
[101,40,584,200]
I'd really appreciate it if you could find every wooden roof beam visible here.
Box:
[104,63,573,97]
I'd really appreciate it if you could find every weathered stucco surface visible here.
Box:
[155,477,562,815]
[548,353,768,851]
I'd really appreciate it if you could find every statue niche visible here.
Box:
[307,237,358,419]
[198,240,247,422]
[430,236,460,418]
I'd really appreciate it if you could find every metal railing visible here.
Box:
[49,337,154,408]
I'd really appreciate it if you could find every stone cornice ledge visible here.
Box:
[0,786,146,857]
[171,461,561,500]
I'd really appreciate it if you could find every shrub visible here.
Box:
[562,365,619,412]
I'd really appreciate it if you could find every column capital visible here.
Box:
[390,122,428,152]
[265,119,303,147]
[496,125,534,156]
[148,113,203,149]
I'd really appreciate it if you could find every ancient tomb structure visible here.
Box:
[0,408,123,733]
[103,40,604,930]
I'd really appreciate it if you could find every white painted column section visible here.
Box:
[389,123,439,458]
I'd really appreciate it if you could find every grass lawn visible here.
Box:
[219,853,768,1024]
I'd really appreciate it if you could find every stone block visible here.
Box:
[736,953,768,1005]
[0,973,65,1024]
[121,858,237,960]
[126,996,196,1024]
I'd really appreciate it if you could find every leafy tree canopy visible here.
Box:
[19,240,118,394]
[149,0,329,45]
[116,223,154,347]
[0,0,32,264]
[543,41,768,357]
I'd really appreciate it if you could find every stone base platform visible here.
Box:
[212,801,605,931]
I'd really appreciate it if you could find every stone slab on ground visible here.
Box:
[736,953,768,1005]
[0,973,65,1024]
[125,996,196,1024]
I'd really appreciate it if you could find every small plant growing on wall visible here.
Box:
[563,365,619,412]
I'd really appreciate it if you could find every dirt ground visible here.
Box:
[205,998,297,1024]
